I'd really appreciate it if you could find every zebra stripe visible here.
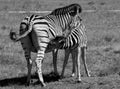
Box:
[9,3,82,86]
[58,23,87,49]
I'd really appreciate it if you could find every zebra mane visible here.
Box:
[50,3,82,15]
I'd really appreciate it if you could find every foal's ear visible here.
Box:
[69,7,77,16]
[50,36,65,44]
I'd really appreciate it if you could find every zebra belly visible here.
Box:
[65,43,79,50]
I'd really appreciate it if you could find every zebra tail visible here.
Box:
[9,21,33,42]
[9,29,20,42]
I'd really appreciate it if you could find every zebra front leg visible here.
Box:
[61,49,70,78]
[24,51,32,86]
[52,49,59,75]
[76,47,81,82]
[81,47,90,77]
[35,50,46,87]
[71,49,77,77]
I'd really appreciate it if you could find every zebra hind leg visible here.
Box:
[24,51,33,86]
[35,50,46,87]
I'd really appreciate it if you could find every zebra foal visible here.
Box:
[50,17,90,82]
[10,3,82,86]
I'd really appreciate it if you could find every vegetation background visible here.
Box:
[0,0,120,89]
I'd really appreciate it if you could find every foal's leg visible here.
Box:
[81,47,90,77]
[52,49,59,75]
[76,47,81,82]
[61,49,70,77]
[71,49,77,77]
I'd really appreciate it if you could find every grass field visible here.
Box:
[0,0,120,89]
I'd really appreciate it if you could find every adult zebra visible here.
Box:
[10,15,59,86]
[50,16,90,82]
[10,3,82,86]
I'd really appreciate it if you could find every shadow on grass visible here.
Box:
[0,72,60,87]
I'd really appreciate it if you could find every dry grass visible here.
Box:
[0,0,120,89]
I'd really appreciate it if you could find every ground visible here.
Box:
[0,0,120,89]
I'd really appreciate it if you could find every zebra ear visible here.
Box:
[79,7,82,13]
[69,7,77,16]
[69,5,82,16]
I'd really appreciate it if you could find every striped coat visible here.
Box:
[9,3,82,86]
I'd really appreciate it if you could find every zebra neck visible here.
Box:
[57,14,71,30]
[46,14,71,31]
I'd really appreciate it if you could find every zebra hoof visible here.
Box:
[55,72,59,76]
[88,74,91,77]
[25,82,30,86]
[41,83,46,87]
[87,71,91,77]
[71,73,75,77]
[52,72,59,77]
[76,78,82,83]
[60,75,65,79]
[25,79,34,86]
[77,80,82,83]
[34,81,46,87]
